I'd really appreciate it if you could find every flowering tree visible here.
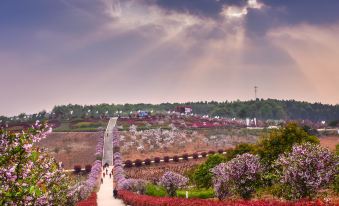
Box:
[159,171,188,197]
[211,153,262,199]
[276,143,338,199]
[0,122,72,205]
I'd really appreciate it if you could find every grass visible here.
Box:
[177,188,214,199]
[145,184,167,197]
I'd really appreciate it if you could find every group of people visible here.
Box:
[101,162,118,199]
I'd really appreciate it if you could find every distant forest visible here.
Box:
[1,99,338,123]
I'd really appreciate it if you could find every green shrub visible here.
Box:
[256,123,320,166]
[145,183,167,197]
[177,188,214,199]
[192,154,226,188]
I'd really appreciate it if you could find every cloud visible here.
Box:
[0,0,338,116]
[220,0,264,19]
[268,23,339,103]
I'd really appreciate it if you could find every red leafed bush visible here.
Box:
[218,149,224,154]
[201,152,207,157]
[85,164,92,173]
[154,157,161,163]
[134,159,143,167]
[124,160,133,168]
[182,153,189,161]
[163,156,170,163]
[74,165,82,173]
[208,150,216,155]
[173,155,179,162]
[192,153,199,159]
[144,158,151,165]
[76,192,97,206]
[118,190,330,206]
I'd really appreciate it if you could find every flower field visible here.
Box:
[118,190,334,206]
[112,118,339,205]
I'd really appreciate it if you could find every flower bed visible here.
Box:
[76,192,97,206]
[118,190,333,206]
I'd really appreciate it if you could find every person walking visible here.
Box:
[113,187,118,199]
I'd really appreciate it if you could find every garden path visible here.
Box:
[97,117,125,206]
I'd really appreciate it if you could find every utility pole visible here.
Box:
[254,86,258,100]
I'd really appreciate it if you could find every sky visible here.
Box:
[1,0,339,116]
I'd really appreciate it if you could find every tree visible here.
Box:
[0,122,73,205]
[256,123,319,166]
[211,153,262,199]
[159,171,188,197]
[225,143,256,161]
[276,143,338,199]
[192,154,226,188]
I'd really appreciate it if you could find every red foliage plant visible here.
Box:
[124,160,133,168]
[163,156,170,163]
[173,155,179,162]
[218,149,224,154]
[154,157,161,163]
[192,153,199,159]
[76,192,97,206]
[144,158,151,166]
[85,164,92,173]
[118,190,331,206]
[201,152,207,157]
[74,165,82,173]
[134,159,143,167]
[182,153,189,161]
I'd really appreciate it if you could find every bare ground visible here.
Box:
[38,132,102,169]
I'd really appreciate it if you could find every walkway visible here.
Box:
[97,117,125,206]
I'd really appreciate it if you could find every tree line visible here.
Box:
[1,99,339,123]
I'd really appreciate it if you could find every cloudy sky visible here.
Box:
[1,0,339,116]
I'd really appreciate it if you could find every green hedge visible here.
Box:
[145,184,167,197]
[176,188,214,199]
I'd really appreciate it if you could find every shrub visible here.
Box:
[192,153,199,159]
[118,190,328,206]
[163,156,170,163]
[145,183,167,197]
[124,160,133,168]
[201,152,207,157]
[173,155,179,162]
[85,164,92,173]
[192,154,226,188]
[218,149,224,154]
[256,123,320,166]
[182,153,189,161]
[208,150,215,155]
[159,171,188,197]
[144,158,151,166]
[74,165,82,173]
[276,143,338,199]
[211,153,262,199]
[134,159,143,167]
[154,157,161,164]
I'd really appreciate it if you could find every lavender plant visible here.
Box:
[211,153,262,199]
[276,143,338,199]
[159,171,188,197]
